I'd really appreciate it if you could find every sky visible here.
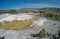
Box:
[0,0,60,10]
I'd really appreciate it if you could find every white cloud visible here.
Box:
[22,4,59,8]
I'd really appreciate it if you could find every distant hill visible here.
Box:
[0,7,60,14]
[21,7,60,13]
[39,7,60,13]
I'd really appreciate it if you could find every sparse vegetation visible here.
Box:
[38,29,46,38]
[39,10,60,20]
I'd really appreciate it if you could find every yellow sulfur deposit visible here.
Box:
[0,20,33,30]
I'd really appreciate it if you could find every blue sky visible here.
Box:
[0,0,60,10]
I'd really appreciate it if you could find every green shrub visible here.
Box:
[38,29,46,38]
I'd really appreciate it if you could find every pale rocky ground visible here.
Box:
[0,13,34,22]
[0,18,47,39]
[44,19,60,39]
[0,13,60,39]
